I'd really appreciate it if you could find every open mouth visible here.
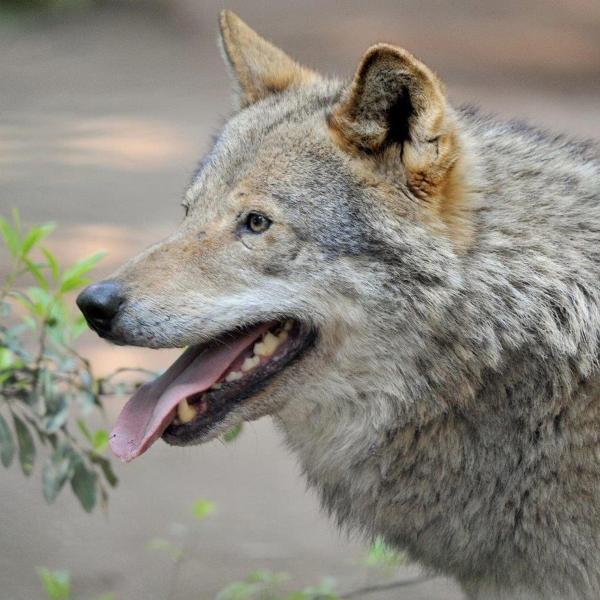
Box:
[109,320,314,462]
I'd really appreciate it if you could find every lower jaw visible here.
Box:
[161,324,317,446]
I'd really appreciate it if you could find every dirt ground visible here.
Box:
[1,1,599,599]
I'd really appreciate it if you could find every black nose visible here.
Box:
[76,280,124,335]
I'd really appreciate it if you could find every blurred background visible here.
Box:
[1,1,599,598]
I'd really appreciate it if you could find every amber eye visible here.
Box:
[245,212,271,234]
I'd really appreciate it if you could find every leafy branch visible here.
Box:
[0,210,146,511]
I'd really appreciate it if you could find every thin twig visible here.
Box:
[63,343,93,373]
[99,366,156,383]
[32,317,49,393]
[340,576,433,599]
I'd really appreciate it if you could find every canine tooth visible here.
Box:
[277,330,288,342]
[225,370,242,382]
[284,320,293,332]
[211,383,222,390]
[177,398,196,424]
[242,355,260,372]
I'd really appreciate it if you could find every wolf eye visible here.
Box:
[245,212,271,234]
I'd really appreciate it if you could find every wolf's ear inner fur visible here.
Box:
[329,44,461,202]
[219,10,319,108]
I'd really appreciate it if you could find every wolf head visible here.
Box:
[77,11,472,461]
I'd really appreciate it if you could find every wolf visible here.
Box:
[76,11,600,599]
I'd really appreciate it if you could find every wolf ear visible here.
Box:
[219,10,319,108]
[329,44,460,200]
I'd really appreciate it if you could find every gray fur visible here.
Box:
[96,16,600,600]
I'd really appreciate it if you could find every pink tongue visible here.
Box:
[109,325,269,462]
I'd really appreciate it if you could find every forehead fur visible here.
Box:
[185,79,343,206]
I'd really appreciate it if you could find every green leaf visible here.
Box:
[21,223,55,256]
[146,537,183,560]
[246,570,281,584]
[13,414,35,476]
[91,429,109,452]
[89,454,118,488]
[70,462,97,512]
[76,418,92,442]
[100,486,109,510]
[365,536,408,568]
[42,446,73,504]
[9,288,35,307]
[26,286,53,318]
[215,581,259,600]
[11,207,21,234]
[36,368,54,414]
[80,390,102,414]
[0,413,15,467]
[222,422,243,443]
[0,215,21,257]
[60,251,106,292]
[59,276,91,294]
[36,567,71,600]
[41,246,60,283]
[24,257,49,290]
[192,498,216,521]
[0,299,10,316]
[302,577,338,599]
[0,347,15,370]
[42,397,69,434]
[33,427,57,449]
